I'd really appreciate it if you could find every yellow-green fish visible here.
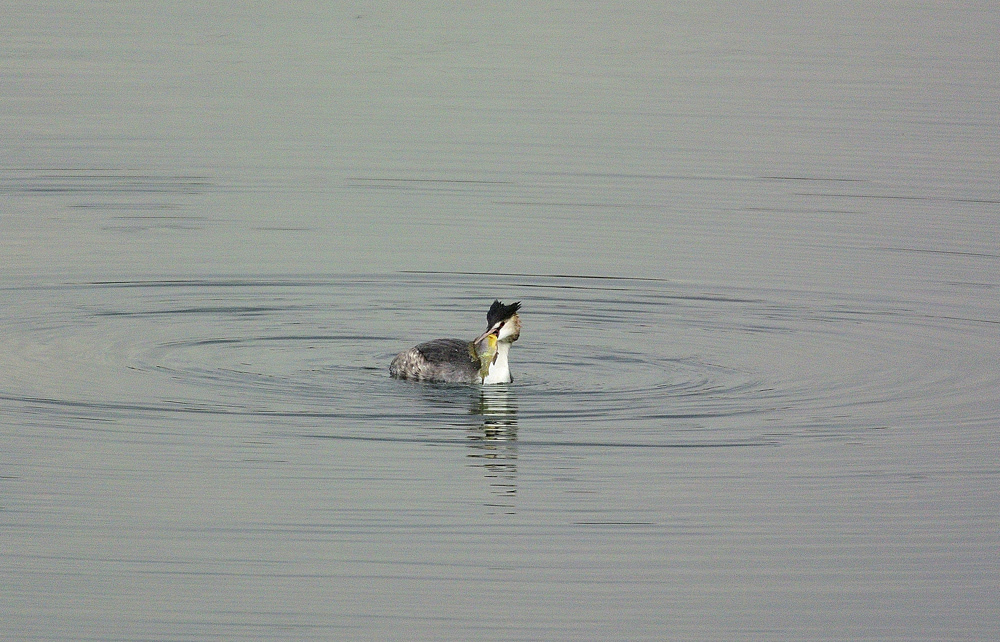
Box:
[473,332,498,381]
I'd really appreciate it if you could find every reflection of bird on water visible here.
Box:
[469,386,518,513]
[473,386,519,437]
[390,300,521,384]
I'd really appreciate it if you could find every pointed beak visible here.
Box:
[473,328,497,353]
[474,326,498,346]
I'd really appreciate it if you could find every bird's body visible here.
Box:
[390,300,521,384]
[389,338,484,384]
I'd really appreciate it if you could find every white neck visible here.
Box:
[482,340,512,384]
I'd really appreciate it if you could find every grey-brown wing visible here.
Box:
[389,338,479,383]
[415,338,476,365]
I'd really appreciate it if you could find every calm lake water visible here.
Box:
[3,3,999,640]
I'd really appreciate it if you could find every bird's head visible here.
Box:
[480,300,521,344]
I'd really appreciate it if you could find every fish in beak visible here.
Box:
[473,328,499,379]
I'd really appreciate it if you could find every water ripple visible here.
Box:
[1,272,996,447]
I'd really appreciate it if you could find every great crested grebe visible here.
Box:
[389,300,521,384]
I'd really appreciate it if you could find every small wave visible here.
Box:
[1,273,995,447]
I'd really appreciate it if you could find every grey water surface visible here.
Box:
[2,3,999,641]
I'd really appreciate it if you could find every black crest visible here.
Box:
[486,300,521,328]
